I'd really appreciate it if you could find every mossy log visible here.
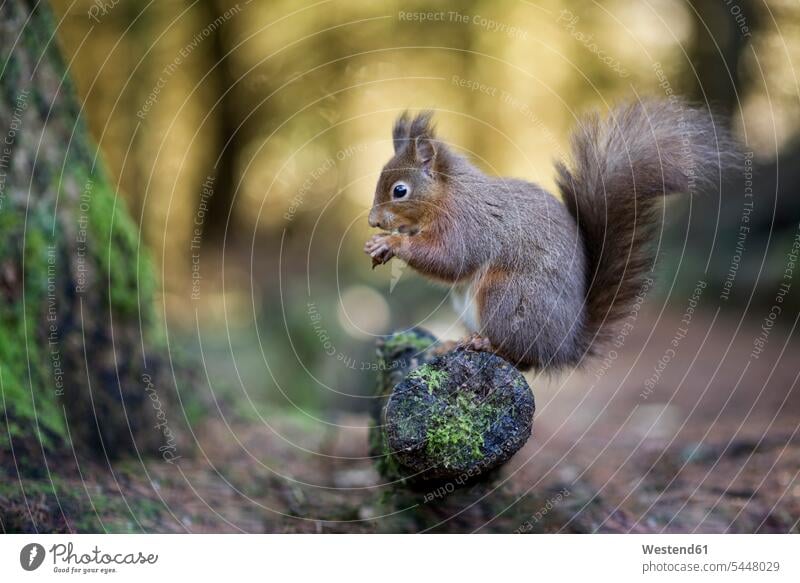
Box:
[0,0,187,468]
[370,329,534,486]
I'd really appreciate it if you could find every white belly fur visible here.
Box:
[451,274,481,333]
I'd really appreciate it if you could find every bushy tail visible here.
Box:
[555,99,738,357]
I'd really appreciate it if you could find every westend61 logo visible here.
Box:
[19,542,158,575]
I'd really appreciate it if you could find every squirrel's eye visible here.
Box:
[392,182,410,199]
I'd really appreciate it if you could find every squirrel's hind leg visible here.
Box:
[458,332,494,352]
[472,269,539,369]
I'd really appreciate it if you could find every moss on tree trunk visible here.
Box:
[0,0,186,469]
[370,329,534,486]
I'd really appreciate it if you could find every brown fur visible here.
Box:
[367,100,737,370]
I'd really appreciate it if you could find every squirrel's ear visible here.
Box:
[407,111,435,141]
[392,111,411,153]
[407,111,439,173]
[414,135,437,172]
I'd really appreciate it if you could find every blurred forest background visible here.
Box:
[3,0,799,532]
[49,0,800,420]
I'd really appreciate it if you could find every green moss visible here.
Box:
[372,329,441,482]
[0,168,160,455]
[82,170,157,320]
[0,209,66,450]
[383,331,435,353]
[426,393,498,469]
[408,364,449,394]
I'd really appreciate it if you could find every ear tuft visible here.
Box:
[393,111,446,174]
[392,111,411,153]
[409,111,438,171]
[407,110,436,142]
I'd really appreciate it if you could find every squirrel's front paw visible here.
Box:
[364,233,398,268]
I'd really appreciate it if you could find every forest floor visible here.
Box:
[2,309,799,533]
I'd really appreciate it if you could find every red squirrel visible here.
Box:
[365,101,736,371]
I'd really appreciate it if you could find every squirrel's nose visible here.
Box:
[368,210,381,228]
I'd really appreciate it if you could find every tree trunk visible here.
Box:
[0,0,186,470]
[198,0,244,243]
[370,329,535,486]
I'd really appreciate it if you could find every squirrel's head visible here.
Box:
[369,111,450,234]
